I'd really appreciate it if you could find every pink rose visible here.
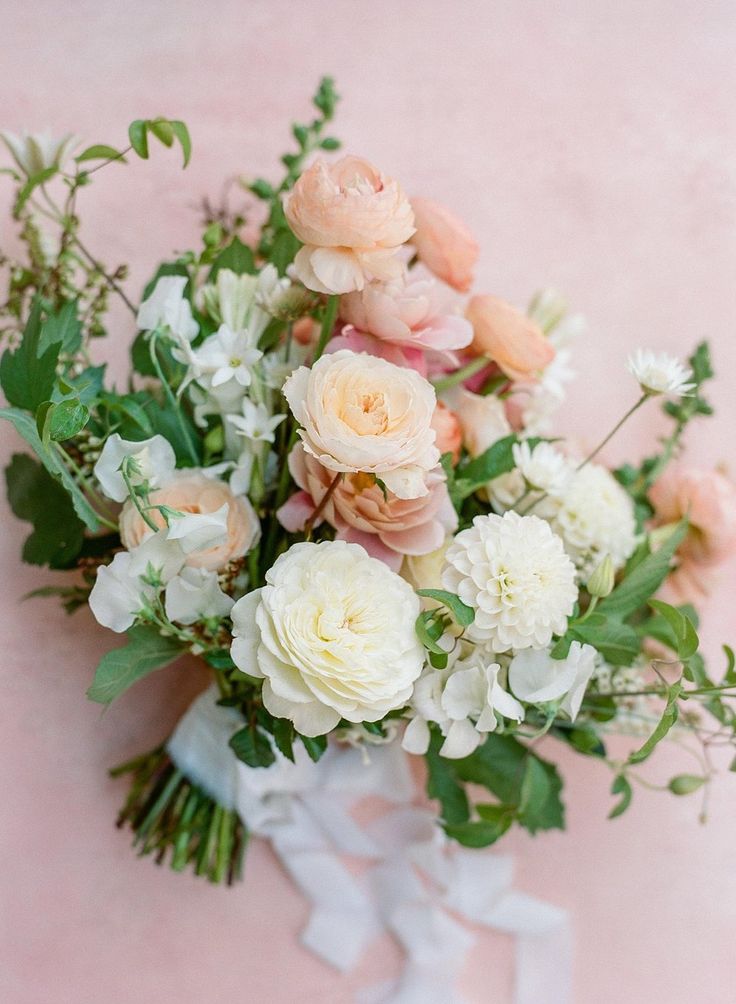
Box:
[119,472,259,571]
[284,156,415,295]
[277,443,457,571]
[649,464,736,567]
[466,295,555,382]
[431,402,462,463]
[409,197,479,292]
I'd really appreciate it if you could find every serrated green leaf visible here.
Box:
[0,300,60,410]
[86,626,183,704]
[416,589,475,627]
[5,453,84,567]
[0,406,100,530]
[608,774,632,819]
[39,300,82,354]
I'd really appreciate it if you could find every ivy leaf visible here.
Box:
[0,300,60,410]
[86,626,184,704]
[229,725,276,768]
[417,589,475,627]
[0,406,100,530]
[627,680,683,765]
[5,453,84,567]
[648,600,699,660]
[598,520,688,619]
[608,774,633,819]
[425,728,470,825]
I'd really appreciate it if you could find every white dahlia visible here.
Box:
[627,348,694,398]
[441,511,577,652]
[551,463,636,576]
[229,540,424,736]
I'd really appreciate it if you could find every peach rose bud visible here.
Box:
[466,294,555,382]
[284,156,415,295]
[409,197,479,292]
[431,402,462,463]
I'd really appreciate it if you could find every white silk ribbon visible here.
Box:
[167,687,572,1003]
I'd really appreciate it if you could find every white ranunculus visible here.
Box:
[551,463,636,577]
[283,350,440,500]
[164,567,234,625]
[402,651,523,759]
[137,276,199,343]
[93,433,176,502]
[229,540,424,736]
[166,503,229,554]
[89,532,185,632]
[442,511,577,652]
[0,129,76,175]
[509,641,597,721]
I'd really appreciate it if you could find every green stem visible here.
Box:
[149,331,200,465]
[121,465,159,533]
[313,294,339,361]
[431,355,489,394]
[577,394,649,472]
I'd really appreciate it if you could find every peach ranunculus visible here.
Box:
[409,197,479,292]
[282,349,440,500]
[119,472,260,572]
[431,402,462,463]
[466,295,555,382]
[649,464,736,568]
[277,443,457,571]
[284,156,415,295]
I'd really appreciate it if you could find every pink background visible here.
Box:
[1,1,736,1001]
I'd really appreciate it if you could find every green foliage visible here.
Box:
[416,589,475,628]
[558,613,641,666]
[668,774,706,795]
[14,166,57,215]
[627,680,683,765]
[76,144,128,165]
[0,299,60,410]
[128,118,192,167]
[229,724,276,768]
[208,237,256,278]
[648,600,699,660]
[300,733,328,762]
[5,453,84,567]
[598,520,688,620]
[425,728,470,825]
[87,626,184,704]
[415,609,450,668]
[608,774,633,819]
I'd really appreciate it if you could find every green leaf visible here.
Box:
[169,120,192,168]
[444,818,512,848]
[0,406,100,530]
[270,228,301,275]
[272,718,295,762]
[648,600,699,660]
[87,626,184,704]
[416,589,475,627]
[75,144,127,164]
[128,120,149,159]
[722,644,736,686]
[208,237,256,278]
[14,166,57,214]
[668,774,706,796]
[299,733,328,762]
[415,610,447,657]
[229,725,276,768]
[5,453,84,567]
[608,774,633,819]
[628,680,683,765]
[0,299,60,410]
[455,435,517,497]
[46,397,89,442]
[148,118,175,147]
[598,520,688,619]
[569,614,641,666]
[425,728,470,825]
[39,300,82,354]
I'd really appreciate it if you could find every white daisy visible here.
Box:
[627,348,694,398]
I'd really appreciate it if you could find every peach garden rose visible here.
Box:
[284,155,415,295]
[282,349,440,499]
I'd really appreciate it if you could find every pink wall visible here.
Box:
[1,2,735,1001]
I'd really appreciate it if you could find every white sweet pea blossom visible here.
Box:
[512,440,573,495]
[185,324,263,390]
[0,129,76,175]
[508,641,597,721]
[137,276,199,344]
[164,567,234,625]
[227,398,286,445]
[627,349,694,398]
[402,652,523,759]
[166,503,230,554]
[93,433,176,502]
[89,532,185,632]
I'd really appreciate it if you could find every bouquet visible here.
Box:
[3,78,736,895]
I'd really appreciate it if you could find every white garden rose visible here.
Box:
[229,540,424,736]
[442,511,577,652]
[282,349,440,500]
